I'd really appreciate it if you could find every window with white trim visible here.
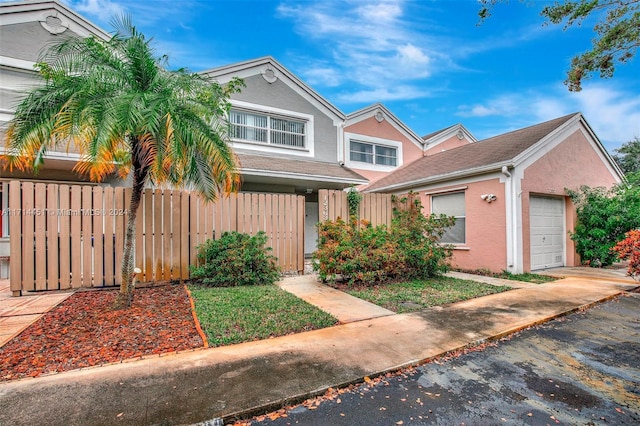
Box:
[230,109,306,148]
[431,192,465,244]
[350,140,397,166]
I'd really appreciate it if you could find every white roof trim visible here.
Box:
[200,56,345,123]
[240,168,368,185]
[424,124,477,150]
[0,55,36,72]
[0,0,110,40]
[345,103,424,149]
[367,162,512,193]
[512,113,624,182]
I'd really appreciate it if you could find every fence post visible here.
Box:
[9,181,22,296]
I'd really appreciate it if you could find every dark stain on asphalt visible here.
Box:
[523,371,600,409]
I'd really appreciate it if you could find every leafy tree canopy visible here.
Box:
[613,136,640,174]
[479,0,640,91]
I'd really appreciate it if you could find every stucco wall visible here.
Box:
[520,129,620,271]
[419,178,507,272]
[231,75,338,163]
[0,22,70,62]
[345,117,423,183]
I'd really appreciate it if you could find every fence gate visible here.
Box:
[318,189,393,226]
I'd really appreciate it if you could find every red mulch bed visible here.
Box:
[0,284,204,382]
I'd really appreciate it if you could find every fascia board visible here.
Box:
[0,0,110,40]
[367,162,512,193]
[511,113,623,184]
[201,56,345,123]
[240,168,368,185]
[424,124,477,148]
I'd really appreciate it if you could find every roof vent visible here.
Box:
[456,130,464,140]
[40,14,68,35]
[262,66,278,83]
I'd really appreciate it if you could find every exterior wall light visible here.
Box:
[480,194,497,203]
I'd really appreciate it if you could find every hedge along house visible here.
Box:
[365,113,624,273]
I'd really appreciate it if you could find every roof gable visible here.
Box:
[0,0,109,39]
[345,103,424,149]
[200,56,345,123]
[365,113,582,192]
[423,123,477,151]
[0,0,110,71]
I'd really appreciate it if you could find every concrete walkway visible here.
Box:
[276,275,394,323]
[0,274,636,426]
[0,280,72,347]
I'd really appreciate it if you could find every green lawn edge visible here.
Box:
[188,284,337,347]
[345,276,512,313]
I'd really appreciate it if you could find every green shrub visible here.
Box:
[391,192,455,279]
[568,173,640,266]
[190,231,280,287]
[313,192,454,285]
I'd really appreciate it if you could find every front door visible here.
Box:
[304,202,318,256]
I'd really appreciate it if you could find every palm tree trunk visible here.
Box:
[113,137,149,310]
[113,185,143,309]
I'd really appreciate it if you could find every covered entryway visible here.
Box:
[530,196,565,270]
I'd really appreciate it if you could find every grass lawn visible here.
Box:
[457,269,557,284]
[188,284,337,347]
[346,276,512,313]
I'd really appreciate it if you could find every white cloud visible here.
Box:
[456,82,640,151]
[69,0,123,23]
[277,0,444,101]
[335,85,429,103]
[457,95,520,118]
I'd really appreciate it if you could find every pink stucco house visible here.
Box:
[365,113,624,273]
[343,103,475,186]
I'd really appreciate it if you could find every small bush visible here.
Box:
[612,229,640,280]
[313,192,454,285]
[190,231,280,287]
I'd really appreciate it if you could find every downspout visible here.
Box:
[502,166,516,272]
[337,121,345,164]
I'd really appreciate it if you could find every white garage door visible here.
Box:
[530,196,565,270]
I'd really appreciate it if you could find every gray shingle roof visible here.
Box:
[366,113,579,192]
[236,153,367,182]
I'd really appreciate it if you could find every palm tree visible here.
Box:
[3,16,242,309]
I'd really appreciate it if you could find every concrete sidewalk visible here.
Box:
[0,276,636,426]
[0,280,72,347]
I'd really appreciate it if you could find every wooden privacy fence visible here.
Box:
[8,181,304,295]
[318,189,393,227]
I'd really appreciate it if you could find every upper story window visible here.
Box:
[230,109,306,148]
[350,141,397,166]
[431,192,466,244]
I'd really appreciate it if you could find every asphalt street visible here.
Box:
[248,293,640,425]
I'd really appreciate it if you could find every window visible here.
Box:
[230,109,305,148]
[432,192,465,244]
[350,140,397,166]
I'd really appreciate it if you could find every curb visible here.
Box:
[219,289,632,424]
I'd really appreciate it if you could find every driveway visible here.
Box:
[249,293,640,425]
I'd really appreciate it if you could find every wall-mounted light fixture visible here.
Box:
[480,194,497,203]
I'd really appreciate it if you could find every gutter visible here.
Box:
[367,162,515,193]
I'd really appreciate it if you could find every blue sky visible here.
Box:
[61,0,640,153]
